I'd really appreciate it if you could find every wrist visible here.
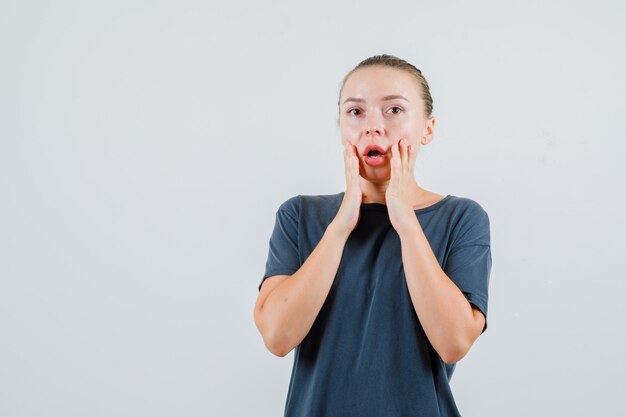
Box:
[327,220,352,241]
[396,218,421,240]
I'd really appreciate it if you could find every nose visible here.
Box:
[365,126,382,136]
[364,112,384,137]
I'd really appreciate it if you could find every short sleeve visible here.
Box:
[258,195,301,291]
[443,204,492,335]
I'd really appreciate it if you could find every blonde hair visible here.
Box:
[338,54,434,119]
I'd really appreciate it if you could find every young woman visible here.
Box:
[254,54,492,417]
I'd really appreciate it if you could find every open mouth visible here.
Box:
[366,150,384,158]
[363,144,388,157]
[363,145,388,166]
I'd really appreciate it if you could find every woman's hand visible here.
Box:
[386,138,419,235]
[331,141,363,235]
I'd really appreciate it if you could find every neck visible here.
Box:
[359,177,425,205]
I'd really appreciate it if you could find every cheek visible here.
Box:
[387,119,413,135]
[340,116,362,130]
[397,123,420,140]
[340,125,358,141]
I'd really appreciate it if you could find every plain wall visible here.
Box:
[1,0,625,416]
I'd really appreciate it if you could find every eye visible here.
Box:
[348,108,362,116]
[388,106,403,114]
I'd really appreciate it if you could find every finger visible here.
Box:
[350,144,359,182]
[400,138,408,174]
[349,144,355,178]
[390,141,399,183]
[343,143,351,185]
[344,150,348,185]
[409,143,417,173]
[351,144,360,180]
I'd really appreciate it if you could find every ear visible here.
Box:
[421,116,436,145]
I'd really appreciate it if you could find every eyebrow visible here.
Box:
[342,94,410,106]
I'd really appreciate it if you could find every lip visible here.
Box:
[363,144,388,156]
[362,144,389,167]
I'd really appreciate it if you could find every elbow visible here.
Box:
[254,311,293,357]
[441,340,470,365]
[441,323,480,365]
[441,350,463,365]
[264,331,294,357]
[269,340,292,357]
[442,351,463,365]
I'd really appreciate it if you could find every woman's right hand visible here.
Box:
[332,141,363,235]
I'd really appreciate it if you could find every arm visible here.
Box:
[398,219,485,364]
[253,221,350,357]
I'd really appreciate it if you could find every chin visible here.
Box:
[360,167,391,182]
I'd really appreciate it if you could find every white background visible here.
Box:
[1,0,625,416]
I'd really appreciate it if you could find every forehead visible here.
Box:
[341,66,421,102]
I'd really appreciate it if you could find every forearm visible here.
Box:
[259,221,350,356]
[398,219,475,364]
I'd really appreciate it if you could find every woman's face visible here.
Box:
[338,66,435,182]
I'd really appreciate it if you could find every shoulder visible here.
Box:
[274,192,342,212]
[299,191,344,206]
[297,191,343,216]
[445,195,491,243]
[446,195,490,221]
[276,192,343,224]
[277,194,302,214]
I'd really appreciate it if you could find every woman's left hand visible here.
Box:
[386,138,419,235]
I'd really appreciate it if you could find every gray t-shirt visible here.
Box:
[259,191,492,417]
